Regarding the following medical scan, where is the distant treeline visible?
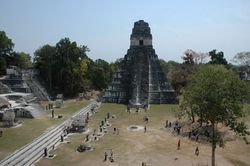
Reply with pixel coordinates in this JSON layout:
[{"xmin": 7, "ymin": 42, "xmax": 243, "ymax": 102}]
[{"xmin": 1, "ymin": 30, "xmax": 249, "ymax": 98}]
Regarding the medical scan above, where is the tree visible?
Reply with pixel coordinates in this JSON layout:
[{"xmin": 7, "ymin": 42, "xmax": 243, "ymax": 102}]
[
  {"xmin": 88, "ymin": 59, "xmax": 112, "ymax": 90},
  {"xmin": 159, "ymin": 60, "xmax": 178, "ymax": 80},
  {"xmin": 171, "ymin": 64, "xmax": 196, "ymax": 95},
  {"xmin": 54, "ymin": 38, "xmax": 90, "ymax": 96},
  {"xmin": 182, "ymin": 65, "xmax": 249, "ymax": 166},
  {"xmin": 0, "ymin": 31, "xmax": 14, "ymax": 75},
  {"xmin": 0, "ymin": 31, "xmax": 14, "ymax": 57},
  {"xmin": 231, "ymin": 52, "xmax": 250, "ymax": 69},
  {"xmin": 14, "ymin": 52, "xmax": 32, "ymax": 68},
  {"xmin": 0, "ymin": 57, "xmax": 7, "ymax": 75},
  {"xmin": 182, "ymin": 49, "xmax": 209, "ymax": 64},
  {"xmin": 208, "ymin": 50, "xmax": 228, "ymax": 65},
  {"xmin": 91, "ymin": 66, "xmax": 106, "ymax": 89},
  {"xmin": 182, "ymin": 49, "xmax": 195, "ymax": 64},
  {"xmin": 34, "ymin": 44, "xmax": 56, "ymax": 90},
  {"xmin": 34, "ymin": 38, "xmax": 91, "ymax": 97}
]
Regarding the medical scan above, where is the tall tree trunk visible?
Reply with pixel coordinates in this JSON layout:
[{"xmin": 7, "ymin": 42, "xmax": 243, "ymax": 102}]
[{"xmin": 211, "ymin": 122, "xmax": 216, "ymax": 166}]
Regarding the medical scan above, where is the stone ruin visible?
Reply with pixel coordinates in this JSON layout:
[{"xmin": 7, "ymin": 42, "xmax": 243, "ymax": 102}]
[
  {"xmin": 0, "ymin": 82, "xmax": 11, "ymax": 94},
  {"xmin": 103, "ymin": 20, "xmax": 177, "ymax": 107},
  {"xmin": 65, "ymin": 117, "xmax": 87, "ymax": 133},
  {"xmin": 55, "ymin": 94, "xmax": 63, "ymax": 108}
]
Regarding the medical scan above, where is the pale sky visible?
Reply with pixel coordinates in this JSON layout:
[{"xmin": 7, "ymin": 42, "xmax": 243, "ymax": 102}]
[{"xmin": 0, "ymin": 0, "xmax": 250, "ymax": 63}]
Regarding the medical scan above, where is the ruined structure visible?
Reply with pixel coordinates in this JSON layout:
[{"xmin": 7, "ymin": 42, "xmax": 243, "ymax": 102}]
[{"xmin": 104, "ymin": 20, "xmax": 177, "ymax": 106}]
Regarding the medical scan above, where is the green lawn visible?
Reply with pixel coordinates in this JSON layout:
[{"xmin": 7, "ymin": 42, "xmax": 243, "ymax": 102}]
[{"xmin": 0, "ymin": 99, "xmax": 89, "ymax": 160}]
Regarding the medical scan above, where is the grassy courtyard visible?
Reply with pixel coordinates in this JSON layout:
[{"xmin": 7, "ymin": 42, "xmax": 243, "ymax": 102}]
[
  {"xmin": 37, "ymin": 103, "xmax": 250, "ymax": 166},
  {"xmin": 0, "ymin": 99, "xmax": 89, "ymax": 160}
]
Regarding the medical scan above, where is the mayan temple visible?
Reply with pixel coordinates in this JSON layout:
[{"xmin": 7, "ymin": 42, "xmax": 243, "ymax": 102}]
[{"xmin": 103, "ymin": 20, "xmax": 177, "ymax": 107}]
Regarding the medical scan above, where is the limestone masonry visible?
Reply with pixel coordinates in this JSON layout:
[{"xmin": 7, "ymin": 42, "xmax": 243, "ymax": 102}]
[{"xmin": 104, "ymin": 20, "xmax": 177, "ymax": 106}]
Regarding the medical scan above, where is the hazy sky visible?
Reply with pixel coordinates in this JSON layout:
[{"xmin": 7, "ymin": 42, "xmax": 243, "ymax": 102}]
[{"xmin": 1, "ymin": 0, "xmax": 249, "ymax": 63}]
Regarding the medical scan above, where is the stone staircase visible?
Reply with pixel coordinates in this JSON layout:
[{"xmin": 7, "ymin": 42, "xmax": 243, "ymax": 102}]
[{"xmin": 25, "ymin": 76, "xmax": 50, "ymax": 101}]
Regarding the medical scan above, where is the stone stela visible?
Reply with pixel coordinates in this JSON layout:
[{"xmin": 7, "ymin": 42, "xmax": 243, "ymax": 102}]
[{"xmin": 103, "ymin": 20, "xmax": 177, "ymax": 107}]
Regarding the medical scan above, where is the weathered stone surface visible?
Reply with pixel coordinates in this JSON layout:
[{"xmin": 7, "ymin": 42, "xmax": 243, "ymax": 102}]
[
  {"xmin": 104, "ymin": 20, "xmax": 177, "ymax": 106},
  {"xmin": 0, "ymin": 82, "xmax": 11, "ymax": 94}
]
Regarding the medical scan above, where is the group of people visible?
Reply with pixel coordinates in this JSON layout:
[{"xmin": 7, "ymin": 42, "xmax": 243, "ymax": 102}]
[
  {"xmin": 104, "ymin": 149, "xmax": 114, "ymax": 162},
  {"xmin": 165, "ymin": 120, "xmax": 182, "ymax": 135},
  {"xmin": 189, "ymin": 131, "xmax": 199, "ymax": 141}
]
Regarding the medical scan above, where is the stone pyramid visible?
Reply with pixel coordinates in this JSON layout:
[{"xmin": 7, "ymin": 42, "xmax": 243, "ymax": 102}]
[{"xmin": 103, "ymin": 20, "xmax": 177, "ymax": 107}]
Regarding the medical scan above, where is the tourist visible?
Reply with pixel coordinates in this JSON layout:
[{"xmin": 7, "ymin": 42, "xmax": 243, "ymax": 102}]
[
  {"xmin": 51, "ymin": 109, "xmax": 54, "ymax": 118},
  {"xmin": 195, "ymin": 147, "xmax": 199, "ymax": 156},
  {"xmin": 86, "ymin": 134, "xmax": 89, "ymax": 142},
  {"xmin": 110, "ymin": 149, "xmax": 113, "ymax": 158},
  {"xmin": 144, "ymin": 125, "xmax": 147, "ymax": 133},
  {"xmin": 177, "ymin": 127, "xmax": 180, "ymax": 135},
  {"xmin": 113, "ymin": 127, "xmax": 116, "ymax": 134},
  {"xmin": 169, "ymin": 122, "xmax": 172, "ymax": 127},
  {"xmin": 177, "ymin": 139, "xmax": 180, "ymax": 150},
  {"xmin": 85, "ymin": 118, "xmax": 89, "ymax": 124},
  {"xmin": 104, "ymin": 151, "xmax": 108, "ymax": 161},
  {"xmin": 165, "ymin": 120, "xmax": 168, "ymax": 128},
  {"xmin": 109, "ymin": 149, "xmax": 114, "ymax": 162},
  {"xmin": 44, "ymin": 147, "xmax": 48, "ymax": 157}
]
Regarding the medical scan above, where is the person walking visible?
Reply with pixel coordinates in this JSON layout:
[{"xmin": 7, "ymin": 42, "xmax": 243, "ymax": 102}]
[
  {"xmin": 110, "ymin": 149, "xmax": 113, "ymax": 158},
  {"xmin": 103, "ymin": 151, "xmax": 108, "ymax": 161},
  {"xmin": 195, "ymin": 146, "xmax": 199, "ymax": 156},
  {"xmin": 177, "ymin": 139, "xmax": 180, "ymax": 150},
  {"xmin": 144, "ymin": 125, "xmax": 147, "ymax": 133},
  {"xmin": 51, "ymin": 109, "xmax": 54, "ymax": 118}
]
